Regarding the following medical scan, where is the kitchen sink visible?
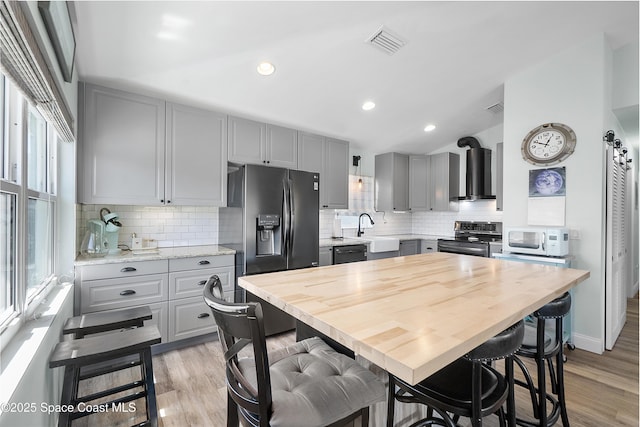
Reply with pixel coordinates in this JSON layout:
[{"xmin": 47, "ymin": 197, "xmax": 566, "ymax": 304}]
[{"xmin": 352, "ymin": 236, "xmax": 400, "ymax": 253}]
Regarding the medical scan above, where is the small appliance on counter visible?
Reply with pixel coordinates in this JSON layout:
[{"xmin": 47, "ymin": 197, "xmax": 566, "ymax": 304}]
[
  {"xmin": 100, "ymin": 208, "xmax": 122, "ymax": 254},
  {"xmin": 80, "ymin": 220, "xmax": 108, "ymax": 257},
  {"xmin": 503, "ymin": 227, "xmax": 569, "ymax": 257}
]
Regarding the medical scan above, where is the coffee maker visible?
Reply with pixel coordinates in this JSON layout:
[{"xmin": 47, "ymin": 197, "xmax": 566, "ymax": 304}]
[{"xmin": 100, "ymin": 208, "xmax": 122, "ymax": 254}]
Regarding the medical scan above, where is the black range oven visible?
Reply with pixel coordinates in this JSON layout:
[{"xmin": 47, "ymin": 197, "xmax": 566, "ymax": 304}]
[{"xmin": 437, "ymin": 221, "xmax": 502, "ymax": 258}]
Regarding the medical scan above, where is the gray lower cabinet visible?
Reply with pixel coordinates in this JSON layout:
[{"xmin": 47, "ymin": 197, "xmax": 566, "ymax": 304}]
[
  {"xmin": 319, "ymin": 247, "xmax": 333, "ymax": 266},
  {"xmin": 421, "ymin": 239, "xmax": 438, "ymax": 253},
  {"xmin": 76, "ymin": 254, "xmax": 235, "ymax": 345},
  {"xmin": 399, "ymin": 240, "xmax": 419, "ymax": 256},
  {"xmin": 298, "ymin": 132, "xmax": 349, "ymax": 209}
]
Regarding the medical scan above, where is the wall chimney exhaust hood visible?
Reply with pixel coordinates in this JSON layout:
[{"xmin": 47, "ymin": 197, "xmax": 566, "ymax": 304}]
[{"xmin": 457, "ymin": 136, "xmax": 496, "ymax": 201}]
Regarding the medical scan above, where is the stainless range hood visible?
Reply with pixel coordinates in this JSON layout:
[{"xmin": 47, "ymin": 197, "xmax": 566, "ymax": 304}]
[{"xmin": 457, "ymin": 136, "xmax": 496, "ymax": 201}]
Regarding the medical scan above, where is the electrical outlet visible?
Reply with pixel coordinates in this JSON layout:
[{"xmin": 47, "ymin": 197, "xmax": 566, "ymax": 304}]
[{"xmin": 569, "ymin": 229, "xmax": 581, "ymax": 240}]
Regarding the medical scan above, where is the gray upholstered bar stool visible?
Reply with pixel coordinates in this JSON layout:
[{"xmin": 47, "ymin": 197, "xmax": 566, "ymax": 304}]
[
  {"xmin": 513, "ymin": 292, "xmax": 572, "ymax": 427},
  {"xmin": 387, "ymin": 320, "xmax": 524, "ymax": 427},
  {"xmin": 203, "ymin": 275, "xmax": 386, "ymax": 427}
]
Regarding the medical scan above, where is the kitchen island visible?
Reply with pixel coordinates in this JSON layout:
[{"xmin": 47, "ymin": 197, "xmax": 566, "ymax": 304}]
[{"xmin": 238, "ymin": 252, "xmax": 589, "ymax": 385}]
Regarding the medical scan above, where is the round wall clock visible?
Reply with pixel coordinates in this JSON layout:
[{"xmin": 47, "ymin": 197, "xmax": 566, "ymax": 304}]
[{"xmin": 521, "ymin": 123, "xmax": 576, "ymax": 166}]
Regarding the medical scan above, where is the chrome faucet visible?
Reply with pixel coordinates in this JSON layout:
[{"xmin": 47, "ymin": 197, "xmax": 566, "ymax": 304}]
[{"xmin": 357, "ymin": 213, "xmax": 375, "ymax": 237}]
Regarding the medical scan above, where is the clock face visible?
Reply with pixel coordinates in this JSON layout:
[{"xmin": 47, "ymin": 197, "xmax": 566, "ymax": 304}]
[
  {"xmin": 528, "ymin": 130, "xmax": 566, "ymax": 160},
  {"xmin": 521, "ymin": 123, "xmax": 576, "ymax": 166}
]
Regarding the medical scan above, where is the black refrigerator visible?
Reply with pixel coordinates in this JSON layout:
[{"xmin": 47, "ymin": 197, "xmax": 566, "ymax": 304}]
[{"xmin": 226, "ymin": 164, "xmax": 319, "ymax": 335}]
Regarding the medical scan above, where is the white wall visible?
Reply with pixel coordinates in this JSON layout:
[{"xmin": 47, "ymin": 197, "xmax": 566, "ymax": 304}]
[{"xmin": 503, "ymin": 34, "xmax": 617, "ymax": 353}]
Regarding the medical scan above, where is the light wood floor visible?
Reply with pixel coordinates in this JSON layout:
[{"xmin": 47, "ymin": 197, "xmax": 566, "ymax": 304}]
[{"xmin": 75, "ymin": 296, "xmax": 638, "ymax": 427}]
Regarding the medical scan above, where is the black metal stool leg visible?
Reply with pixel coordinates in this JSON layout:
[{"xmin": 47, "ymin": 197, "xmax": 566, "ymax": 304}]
[
  {"xmin": 536, "ymin": 319, "xmax": 548, "ymax": 426},
  {"xmin": 141, "ymin": 347, "xmax": 158, "ymax": 427},
  {"xmin": 387, "ymin": 374, "xmax": 396, "ymax": 427}
]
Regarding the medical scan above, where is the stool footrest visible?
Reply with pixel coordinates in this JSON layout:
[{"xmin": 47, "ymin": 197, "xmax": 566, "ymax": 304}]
[
  {"xmin": 75, "ymin": 379, "xmax": 145, "ymax": 404},
  {"xmin": 79, "ymin": 359, "xmax": 141, "ymax": 381},
  {"xmin": 63, "ymin": 306, "xmax": 153, "ymax": 337}
]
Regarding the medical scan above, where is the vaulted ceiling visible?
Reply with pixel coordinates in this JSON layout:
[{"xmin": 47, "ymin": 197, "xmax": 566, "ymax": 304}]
[{"xmin": 72, "ymin": 1, "xmax": 639, "ymax": 153}]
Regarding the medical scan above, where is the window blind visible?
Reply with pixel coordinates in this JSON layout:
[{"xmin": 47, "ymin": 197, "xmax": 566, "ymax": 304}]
[{"xmin": 0, "ymin": 0, "xmax": 74, "ymax": 142}]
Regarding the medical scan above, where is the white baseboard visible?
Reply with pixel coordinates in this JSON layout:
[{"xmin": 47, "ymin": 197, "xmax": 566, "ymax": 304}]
[
  {"xmin": 571, "ymin": 332, "xmax": 604, "ymax": 354},
  {"xmin": 629, "ymin": 280, "xmax": 639, "ymax": 298}
]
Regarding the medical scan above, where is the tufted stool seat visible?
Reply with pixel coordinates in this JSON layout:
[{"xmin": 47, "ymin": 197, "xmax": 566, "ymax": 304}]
[
  {"xmin": 203, "ymin": 275, "xmax": 385, "ymax": 427},
  {"xmin": 387, "ymin": 320, "xmax": 524, "ymax": 427},
  {"xmin": 514, "ymin": 292, "xmax": 572, "ymax": 427}
]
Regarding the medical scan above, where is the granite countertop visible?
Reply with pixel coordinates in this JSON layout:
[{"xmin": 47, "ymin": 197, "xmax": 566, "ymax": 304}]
[{"xmin": 75, "ymin": 244, "xmax": 236, "ymax": 266}]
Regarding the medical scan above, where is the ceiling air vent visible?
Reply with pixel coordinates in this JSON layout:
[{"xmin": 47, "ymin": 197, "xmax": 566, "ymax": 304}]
[
  {"xmin": 485, "ymin": 102, "xmax": 504, "ymax": 114},
  {"xmin": 366, "ymin": 26, "xmax": 407, "ymax": 55}
]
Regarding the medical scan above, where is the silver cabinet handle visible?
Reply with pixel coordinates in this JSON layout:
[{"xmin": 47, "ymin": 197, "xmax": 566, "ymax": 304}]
[
  {"xmin": 120, "ymin": 267, "xmax": 137, "ymax": 272},
  {"xmin": 120, "ymin": 290, "xmax": 136, "ymax": 296},
  {"xmin": 198, "ymin": 260, "xmax": 210, "ymax": 265},
  {"xmin": 197, "ymin": 313, "xmax": 210, "ymax": 319}
]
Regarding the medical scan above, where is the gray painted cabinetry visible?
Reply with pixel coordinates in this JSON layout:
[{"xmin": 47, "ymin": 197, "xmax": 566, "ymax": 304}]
[
  {"xmin": 78, "ymin": 83, "xmax": 227, "ymax": 206},
  {"xmin": 319, "ymin": 247, "xmax": 333, "ymax": 266},
  {"xmin": 429, "ymin": 152, "xmax": 460, "ymax": 212},
  {"xmin": 298, "ymin": 132, "xmax": 349, "ymax": 209},
  {"xmin": 76, "ymin": 255, "xmax": 234, "ymax": 346},
  {"xmin": 399, "ymin": 240, "xmax": 419, "ymax": 256},
  {"xmin": 228, "ymin": 116, "xmax": 298, "ymax": 169},
  {"xmin": 409, "ymin": 154, "xmax": 430, "ymax": 210},
  {"xmin": 375, "ymin": 152, "xmax": 410, "ymax": 212}
]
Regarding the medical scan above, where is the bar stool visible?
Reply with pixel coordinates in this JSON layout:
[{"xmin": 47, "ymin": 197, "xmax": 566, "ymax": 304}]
[
  {"xmin": 49, "ymin": 307, "xmax": 160, "ymax": 427},
  {"xmin": 387, "ymin": 320, "xmax": 524, "ymax": 427},
  {"xmin": 513, "ymin": 292, "xmax": 571, "ymax": 427},
  {"xmin": 203, "ymin": 275, "xmax": 386, "ymax": 427}
]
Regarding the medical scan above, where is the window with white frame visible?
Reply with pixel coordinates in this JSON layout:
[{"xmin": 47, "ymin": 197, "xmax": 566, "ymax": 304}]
[{"xmin": 0, "ymin": 73, "xmax": 58, "ymax": 340}]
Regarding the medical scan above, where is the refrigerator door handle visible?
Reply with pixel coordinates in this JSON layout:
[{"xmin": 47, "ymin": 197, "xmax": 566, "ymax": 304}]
[
  {"xmin": 282, "ymin": 180, "xmax": 291, "ymax": 256},
  {"xmin": 288, "ymin": 178, "xmax": 295, "ymax": 251}
]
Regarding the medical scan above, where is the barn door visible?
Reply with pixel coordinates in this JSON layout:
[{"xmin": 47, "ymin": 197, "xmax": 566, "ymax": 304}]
[{"xmin": 605, "ymin": 145, "xmax": 628, "ymax": 350}]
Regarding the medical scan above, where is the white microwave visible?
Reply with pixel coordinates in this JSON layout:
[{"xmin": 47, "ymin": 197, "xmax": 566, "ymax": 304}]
[{"xmin": 503, "ymin": 227, "xmax": 569, "ymax": 257}]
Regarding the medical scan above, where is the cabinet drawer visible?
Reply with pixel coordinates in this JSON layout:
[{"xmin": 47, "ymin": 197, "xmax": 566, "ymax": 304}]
[
  {"xmin": 169, "ymin": 266, "xmax": 234, "ymax": 300},
  {"xmin": 169, "ymin": 297, "xmax": 222, "ymax": 341},
  {"xmin": 169, "ymin": 255, "xmax": 234, "ymax": 272},
  {"xmin": 81, "ymin": 274, "xmax": 168, "ymax": 313},
  {"xmin": 79, "ymin": 260, "xmax": 168, "ymax": 281}
]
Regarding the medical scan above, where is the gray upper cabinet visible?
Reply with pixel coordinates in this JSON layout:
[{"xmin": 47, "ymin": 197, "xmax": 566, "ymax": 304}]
[
  {"xmin": 429, "ymin": 152, "xmax": 460, "ymax": 212},
  {"xmin": 166, "ymin": 103, "xmax": 227, "ymax": 206},
  {"xmin": 409, "ymin": 154, "xmax": 430, "ymax": 211},
  {"xmin": 228, "ymin": 116, "xmax": 298, "ymax": 168},
  {"xmin": 297, "ymin": 132, "xmax": 348, "ymax": 209},
  {"xmin": 227, "ymin": 116, "xmax": 266, "ymax": 165},
  {"xmin": 78, "ymin": 83, "xmax": 227, "ymax": 206},
  {"xmin": 375, "ymin": 152, "xmax": 409, "ymax": 212},
  {"xmin": 266, "ymin": 124, "xmax": 298, "ymax": 169},
  {"xmin": 79, "ymin": 83, "xmax": 166, "ymax": 205}
]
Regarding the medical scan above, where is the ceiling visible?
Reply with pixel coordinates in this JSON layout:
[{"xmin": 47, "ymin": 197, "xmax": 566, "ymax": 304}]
[{"xmin": 72, "ymin": 1, "xmax": 639, "ymax": 154}]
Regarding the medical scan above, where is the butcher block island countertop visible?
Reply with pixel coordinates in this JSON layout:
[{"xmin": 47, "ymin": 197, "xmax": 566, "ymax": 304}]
[{"xmin": 239, "ymin": 252, "xmax": 590, "ymax": 385}]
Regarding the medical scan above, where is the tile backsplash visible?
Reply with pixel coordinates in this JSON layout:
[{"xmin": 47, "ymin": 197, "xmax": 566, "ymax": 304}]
[
  {"xmin": 77, "ymin": 204, "xmax": 220, "ymax": 251},
  {"xmin": 76, "ymin": 174, "xmax": 502, "ymax": 252}
]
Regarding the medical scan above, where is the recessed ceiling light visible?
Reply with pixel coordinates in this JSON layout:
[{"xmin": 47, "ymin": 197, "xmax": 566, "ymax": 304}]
[
  {"xmin": 362, "ymin": 101, "xmax": 376, "ymax": 111},
  {"xmin": 424, "ymin": 124, "xmax": 436, "ymax": 132},
  {"xmin": 257, "ymin": 62, "xmax": 276, "ymax": 76}
]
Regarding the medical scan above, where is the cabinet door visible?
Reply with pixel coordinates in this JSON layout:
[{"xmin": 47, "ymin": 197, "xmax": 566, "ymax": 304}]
[
  {"xmin": 319, "ymin": 247, "xmax": 333, "ymax": 266},
  {"xmin": 430, "ymin": 152, "xmax": 459, "ymax": 212},
  {"xmin": 392, "ymin": 153, "xmax": 409, "ymax": 211},
  {"xmin": 409, "ymin": 155, "xmax": 430, "ymax": 211},
  {"xmin": 166, "ymin": 103, "xmax": 227, "ymax": 206},
  {"xmin": 81, "ymin": 83, "xmax": 165, "ymax": 205},
  {"xmin": 228, "ymin": 116, "xmax": 266, "ymax": 165},
  {"xmin": 298, "ymin": 132, "xmax": 326, "ymax": 205},
  {"xmin": 169, "ymin": 296, "xmax": 218, "ymax": 342},
  {"xmin": 323, "ymin": 138, "xmax": 349, "ymax": 209},
  {"xmin": 399, "ymin": 240, "xmax": 418, "ymax": 256},
  {"xmin": 266, "ymin": 124, "xmax": 298, "ymax": 168},
  {"xmin": 421, "ymin": 240, "xmax": 437, "ymax": 253}
]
